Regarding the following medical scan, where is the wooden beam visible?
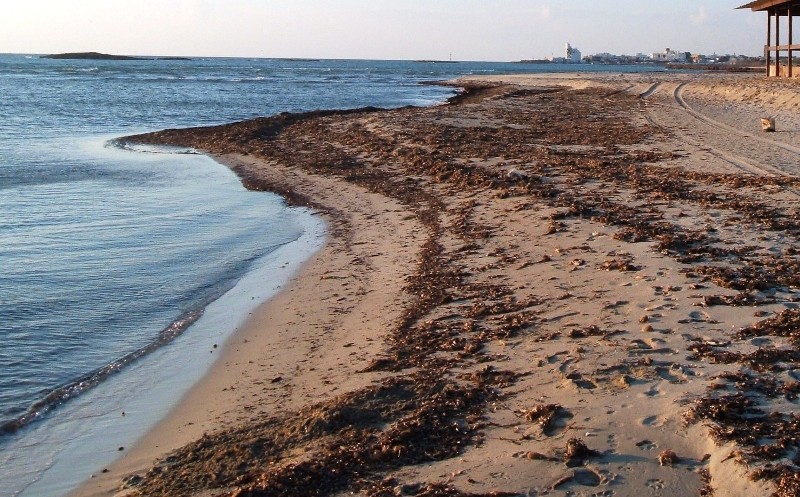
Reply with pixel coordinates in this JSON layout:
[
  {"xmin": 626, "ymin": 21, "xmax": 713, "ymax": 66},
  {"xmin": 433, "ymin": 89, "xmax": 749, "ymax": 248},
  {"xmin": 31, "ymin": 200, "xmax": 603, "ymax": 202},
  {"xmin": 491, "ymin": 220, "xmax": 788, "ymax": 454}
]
[
  {"xmin": 777, "ymin": 9, "xmax": 782, "ymax": 76},
  {"xmin": 766, "ymin": 43, "xmax": 800, "ymax": 49},
  {"xmin": 743, "ymin": 0, "xmax": 800, "ymax": 12},
  {"xmin": 768, "ymin": 10, "xmax": 773, "ymax": 75},
  {"xmin": 790, "ymin": 4, "xmax": 794, "ymax": 77}
]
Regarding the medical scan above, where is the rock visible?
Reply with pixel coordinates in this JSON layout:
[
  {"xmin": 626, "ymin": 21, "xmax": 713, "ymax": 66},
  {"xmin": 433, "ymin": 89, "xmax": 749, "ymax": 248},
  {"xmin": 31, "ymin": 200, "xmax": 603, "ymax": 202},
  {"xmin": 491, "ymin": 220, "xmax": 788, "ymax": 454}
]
[
  {"xmin": 658, "ymin": 449, "xmax": 679, "ymax": 466},
  {"xmin": 41, "ymin": 52, "xmax": 145, "ymax": 60},
  {"xmin": 563, "ymin": 437, "xmax": 600, "ymax": 466}
]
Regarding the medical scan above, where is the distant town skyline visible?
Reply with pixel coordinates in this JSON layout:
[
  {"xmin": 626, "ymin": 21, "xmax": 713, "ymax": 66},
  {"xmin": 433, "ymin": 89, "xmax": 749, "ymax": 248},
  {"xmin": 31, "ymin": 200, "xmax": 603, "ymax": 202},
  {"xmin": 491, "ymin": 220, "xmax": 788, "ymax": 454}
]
[{"xmin": 0, "ymin": 1, "xmax": 768, "ymax": 61}]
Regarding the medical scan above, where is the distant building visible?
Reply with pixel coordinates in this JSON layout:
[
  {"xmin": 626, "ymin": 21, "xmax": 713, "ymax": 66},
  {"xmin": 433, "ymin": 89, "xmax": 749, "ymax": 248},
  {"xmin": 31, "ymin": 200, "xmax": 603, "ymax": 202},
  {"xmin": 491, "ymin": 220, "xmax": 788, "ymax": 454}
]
[
  {"xmin": 691, "ymin": 53, "xmax": 708, "ymax": 64},
  {"xmin": 650, "ymin": 48, "xmax": 687, "ymax": 62},
  {"xmin": 728, "ymin": 54, "xmax": 753, "ymax": 65},
  {"xmin": 580, "ymin": 47, "xmax": 759, "ymax": 67},
  {"xmin": 585, "ymin": 51, "xmax": 651, "ymax": 65},
  {"xmin": 565, "ymin": 43, "xmax": 583, "ymax": 63}
]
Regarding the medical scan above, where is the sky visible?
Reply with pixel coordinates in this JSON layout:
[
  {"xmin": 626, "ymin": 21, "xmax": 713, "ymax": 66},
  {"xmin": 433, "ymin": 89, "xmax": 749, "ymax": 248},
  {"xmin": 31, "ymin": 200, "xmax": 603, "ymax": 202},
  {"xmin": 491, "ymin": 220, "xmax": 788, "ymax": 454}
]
[{"xmin": 0, "ymin": 1, "xmax": 770, "ymax": 60}]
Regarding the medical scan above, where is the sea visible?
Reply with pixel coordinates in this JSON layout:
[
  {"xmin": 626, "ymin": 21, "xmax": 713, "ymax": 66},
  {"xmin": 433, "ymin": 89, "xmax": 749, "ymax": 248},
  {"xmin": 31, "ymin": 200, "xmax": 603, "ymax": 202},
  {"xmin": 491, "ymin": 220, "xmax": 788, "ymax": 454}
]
[{"xmin": 0, "ymin": 54, "xmax": 664, "ymax": 496}]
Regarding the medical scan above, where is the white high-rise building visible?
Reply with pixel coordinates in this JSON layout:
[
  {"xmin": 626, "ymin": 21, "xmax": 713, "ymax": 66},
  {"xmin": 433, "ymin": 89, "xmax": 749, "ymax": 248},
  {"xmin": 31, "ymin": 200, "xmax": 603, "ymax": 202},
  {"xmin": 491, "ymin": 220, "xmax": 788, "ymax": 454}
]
[{"xmin": 565, "ymin": 43, "xmax": 582, "ymax": 63}]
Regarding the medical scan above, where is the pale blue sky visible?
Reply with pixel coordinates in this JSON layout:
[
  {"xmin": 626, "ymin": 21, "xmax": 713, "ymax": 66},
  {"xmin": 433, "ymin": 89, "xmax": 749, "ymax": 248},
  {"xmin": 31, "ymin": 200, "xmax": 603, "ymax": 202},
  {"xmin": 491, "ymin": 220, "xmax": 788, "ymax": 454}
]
[{"xmin": 0, "ymin": 1, "xmax": 768, "ymax": 60}]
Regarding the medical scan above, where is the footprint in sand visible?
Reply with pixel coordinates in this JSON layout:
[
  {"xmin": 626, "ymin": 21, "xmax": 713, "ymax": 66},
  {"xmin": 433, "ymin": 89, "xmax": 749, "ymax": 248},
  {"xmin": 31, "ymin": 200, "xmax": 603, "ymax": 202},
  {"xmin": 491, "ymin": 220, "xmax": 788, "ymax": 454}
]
[
  {"xmin": 640, "ymin": 415, "xmax": 660, "ymax": 426},
  {"xmin": 558, "ymin": 356, "xmax": 576, "ymax": 372},
  {"xmin": 689, "ymin": 310, "xmax": 709, "ymax": 321},
  {"xmin": 640, "ymin": 385, "xmax": 660, "ymax": 398},
  {"xmin": 548, "ymin": 350, "xmax": 570, "ymax": 365},
  {"xmin": 573, "ymin": 468, "xmax": 603, "ymax": 487},
  {"xmin": 646, "ymin": 478, "xmax": 665, "ymax": 490},
  {"xmin": 565, "ymin": 372, "xmax": 597, "ymax": 390},
  {"xmin": 635, "ymin": 439, "xmax": 658, "ymax": 451},
  {"xmin": 655, "ymin": 365, "xmax": 688, "ymax": 384}
]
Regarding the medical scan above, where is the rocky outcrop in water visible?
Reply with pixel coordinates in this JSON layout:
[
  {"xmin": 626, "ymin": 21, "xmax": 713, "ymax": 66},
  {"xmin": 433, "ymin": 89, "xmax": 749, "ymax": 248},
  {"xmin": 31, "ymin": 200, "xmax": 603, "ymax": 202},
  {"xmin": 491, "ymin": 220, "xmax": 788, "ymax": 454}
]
[{"xmin": 41, "ymin": 52, "xmax": 191, "ymax": 61}]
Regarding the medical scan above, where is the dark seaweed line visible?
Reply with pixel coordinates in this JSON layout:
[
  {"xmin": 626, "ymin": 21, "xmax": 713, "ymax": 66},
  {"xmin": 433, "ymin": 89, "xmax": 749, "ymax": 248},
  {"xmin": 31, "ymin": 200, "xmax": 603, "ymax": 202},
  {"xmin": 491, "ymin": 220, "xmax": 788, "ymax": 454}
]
[{"xmin": 0, "ymin": 307, "xmax": 205, "ymax": 438}]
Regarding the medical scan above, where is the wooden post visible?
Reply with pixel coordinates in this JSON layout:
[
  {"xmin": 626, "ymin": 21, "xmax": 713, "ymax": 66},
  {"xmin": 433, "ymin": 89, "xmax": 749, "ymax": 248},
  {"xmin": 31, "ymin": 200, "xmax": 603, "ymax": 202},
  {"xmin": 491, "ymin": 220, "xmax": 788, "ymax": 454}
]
[
  {"xmin": 777, "ymin": 9, "xmax": 782, "ymax": 76},
  {"xmin": 790, "ymin": 4, "xmax": 794, "ymax": 78},
  {"xmin": 768, "ymin": 10, "xmax": 773, "ymax": 76}
]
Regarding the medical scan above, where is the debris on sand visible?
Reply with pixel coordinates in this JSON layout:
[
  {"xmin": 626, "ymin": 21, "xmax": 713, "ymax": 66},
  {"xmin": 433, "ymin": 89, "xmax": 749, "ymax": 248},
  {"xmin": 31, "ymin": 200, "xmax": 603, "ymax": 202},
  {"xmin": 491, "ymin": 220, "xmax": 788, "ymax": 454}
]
[{"xmin": 116, "ymin": 80, "xmax": 800, "ymax": 496}]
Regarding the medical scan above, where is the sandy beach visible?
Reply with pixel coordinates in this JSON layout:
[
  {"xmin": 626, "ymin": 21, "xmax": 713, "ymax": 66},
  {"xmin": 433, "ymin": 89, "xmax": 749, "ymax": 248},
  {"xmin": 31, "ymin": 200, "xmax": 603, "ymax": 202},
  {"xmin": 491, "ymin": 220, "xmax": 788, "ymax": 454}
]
[{"xmin": 74, "ymin": 72, "xmax": 800, "ymax": 497}]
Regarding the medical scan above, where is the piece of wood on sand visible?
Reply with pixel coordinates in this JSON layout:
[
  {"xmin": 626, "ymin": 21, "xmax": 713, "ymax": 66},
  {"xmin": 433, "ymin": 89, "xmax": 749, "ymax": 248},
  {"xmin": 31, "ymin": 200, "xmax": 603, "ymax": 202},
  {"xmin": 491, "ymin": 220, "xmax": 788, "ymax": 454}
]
[{"xmin": 761, "ymin": 117, "xmax": 776, "ymax": 132}]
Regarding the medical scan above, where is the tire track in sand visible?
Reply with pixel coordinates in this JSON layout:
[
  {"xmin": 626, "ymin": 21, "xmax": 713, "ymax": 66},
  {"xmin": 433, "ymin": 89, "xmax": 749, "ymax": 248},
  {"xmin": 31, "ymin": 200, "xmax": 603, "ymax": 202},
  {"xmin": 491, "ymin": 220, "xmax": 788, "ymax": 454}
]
[
  {"xmin": 640, "ymin": 81, "xmax": 798, "ymax": 179},
  {"xmin": 674, "ymin": 82, "xmax": 800, "ymax": 158}
]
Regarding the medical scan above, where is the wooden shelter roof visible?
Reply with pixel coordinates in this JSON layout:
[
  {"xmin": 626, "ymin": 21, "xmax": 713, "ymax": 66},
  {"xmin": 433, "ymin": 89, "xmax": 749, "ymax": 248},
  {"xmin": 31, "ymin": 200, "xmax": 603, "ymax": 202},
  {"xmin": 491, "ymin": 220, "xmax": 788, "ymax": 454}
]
[{"xmin": 738, "ymin": 0, "xmax": 800, "ymax": 11}]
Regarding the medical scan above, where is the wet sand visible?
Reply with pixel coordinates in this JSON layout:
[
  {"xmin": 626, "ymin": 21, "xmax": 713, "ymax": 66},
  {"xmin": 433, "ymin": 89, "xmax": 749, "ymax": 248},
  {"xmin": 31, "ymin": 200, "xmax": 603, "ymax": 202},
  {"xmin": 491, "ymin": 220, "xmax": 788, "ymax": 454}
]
[{"xmin": 75, "ymin": 73, "xmax": 800, "ymax": 497}]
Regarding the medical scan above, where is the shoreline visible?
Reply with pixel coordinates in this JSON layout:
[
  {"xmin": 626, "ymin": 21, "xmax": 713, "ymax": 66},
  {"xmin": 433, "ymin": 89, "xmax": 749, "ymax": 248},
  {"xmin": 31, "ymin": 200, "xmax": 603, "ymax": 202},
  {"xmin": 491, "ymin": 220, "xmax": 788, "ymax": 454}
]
[
  {"xmin": 73, "ymin": 151, "xmax": 428, "ymax": 496},
  {"xmin": 78, "ymin": 73, "xmax": 800, "ymax": 497},
  {"xmin": 0, "ymin": 143, "xmax": 327, "ymax": 497},
  {"xmin": 10, "ymin": 177, "xmax": 326, "ymax": 497}
]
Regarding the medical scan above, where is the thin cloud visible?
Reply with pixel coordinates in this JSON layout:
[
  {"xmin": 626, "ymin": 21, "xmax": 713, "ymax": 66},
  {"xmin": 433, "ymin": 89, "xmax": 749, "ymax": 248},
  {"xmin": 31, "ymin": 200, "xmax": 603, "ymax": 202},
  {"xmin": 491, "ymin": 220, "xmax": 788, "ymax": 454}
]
[
  {"xmin": 690, "ymin": 7, "xmax": 709, "ymax": 26},
  {"xmin": 534, "ymin": 5, "xmax": 552, "ymax": 20}
]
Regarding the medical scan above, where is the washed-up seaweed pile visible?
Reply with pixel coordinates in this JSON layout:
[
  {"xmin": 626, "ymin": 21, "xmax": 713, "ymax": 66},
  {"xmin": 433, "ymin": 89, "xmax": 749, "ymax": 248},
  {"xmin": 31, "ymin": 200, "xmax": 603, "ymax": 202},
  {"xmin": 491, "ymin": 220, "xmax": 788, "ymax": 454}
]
[
  {"xmin": 518, "ymin": 403, "xmax": 566, "ymax": 436},
  {"xmin": 340, "ymin": 92, "xmax": 800, "ymax": 299},
  {"xmin": 688, "ymin": 345, "xmax": 800, "ymax": 372},
  {"xmin": 358, "ymin": 479, "xmax": 518, "ymax": 497},
  {"xmin": 119, "ymin": 83, "xmax": 800, "ymax": 495},
  {"xmin": 684, "ymin": 308, "xmax": 800, "ymax": 496},
  {"xmin": 739, "ymin": 308, "xmax": 800, "ymax": 345},
  {"xmin": 684, "ymin": 283, "xmax": 800, "ymax": 497},
  {"xmin": 373, "ymin": 98, "xmax": 789, "ymax": 300},
  {"xmin": 120, "ymin": 87, "xmax": 542, "ymax": 497},
  {"xmin": 130, "ymin": 374, "xmax": 511, "ymax": 497},
  {"xmin": 124, "ymin": 85, "xmax": 800, "ymax": 302},
  {"xmin": 684, "ymin": 389, "xmax": 800, "ymax": 497}
]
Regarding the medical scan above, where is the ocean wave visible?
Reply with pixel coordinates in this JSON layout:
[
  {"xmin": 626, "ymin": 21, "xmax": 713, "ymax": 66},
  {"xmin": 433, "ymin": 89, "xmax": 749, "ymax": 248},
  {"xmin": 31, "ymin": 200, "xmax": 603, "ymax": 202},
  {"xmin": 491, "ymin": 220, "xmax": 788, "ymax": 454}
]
[
  {"xmin": 61, "ymin": 67, "xmax": 100, "ymax": 73},
  {"xmin": 108, "ymin": 139, "xmax": 198, "ymax": 155},
  {"xmin": 0, "ymin": 308, "xmax": 204, "ymax": 437}
]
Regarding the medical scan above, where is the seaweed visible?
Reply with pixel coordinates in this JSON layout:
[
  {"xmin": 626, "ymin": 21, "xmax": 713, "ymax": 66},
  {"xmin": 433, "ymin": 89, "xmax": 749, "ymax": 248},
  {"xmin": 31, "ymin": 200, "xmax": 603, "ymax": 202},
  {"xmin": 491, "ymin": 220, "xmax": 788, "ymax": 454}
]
[
  {"xmin": 518, "ymin": 404, "xmax": 568, "ymax": 435},
  {"xmin": 119, "ymin": 81, "xmax": 800, "ymax": 496}
]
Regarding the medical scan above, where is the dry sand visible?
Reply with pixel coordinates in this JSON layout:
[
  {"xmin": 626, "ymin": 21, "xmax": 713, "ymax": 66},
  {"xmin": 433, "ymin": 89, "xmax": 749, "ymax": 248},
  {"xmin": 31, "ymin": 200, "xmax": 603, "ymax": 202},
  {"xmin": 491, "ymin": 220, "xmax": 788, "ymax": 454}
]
[{"xmin": 74, "ymin": 72, "xmax": 800, "ymax": 497}]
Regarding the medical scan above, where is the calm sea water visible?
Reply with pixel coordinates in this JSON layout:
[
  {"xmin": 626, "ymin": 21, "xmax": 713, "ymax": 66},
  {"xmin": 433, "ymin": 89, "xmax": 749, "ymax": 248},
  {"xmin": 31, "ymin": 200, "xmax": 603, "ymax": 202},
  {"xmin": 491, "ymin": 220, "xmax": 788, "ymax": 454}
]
[{"xmin": 0, "ymin": 55, "xmax": 662, "ymax": 496}]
